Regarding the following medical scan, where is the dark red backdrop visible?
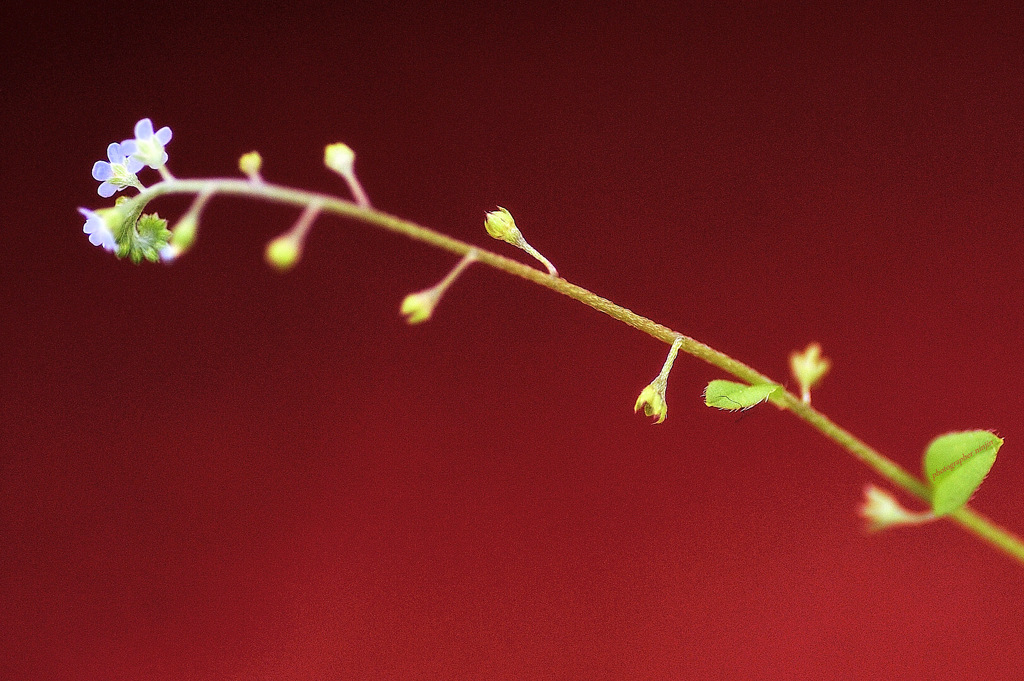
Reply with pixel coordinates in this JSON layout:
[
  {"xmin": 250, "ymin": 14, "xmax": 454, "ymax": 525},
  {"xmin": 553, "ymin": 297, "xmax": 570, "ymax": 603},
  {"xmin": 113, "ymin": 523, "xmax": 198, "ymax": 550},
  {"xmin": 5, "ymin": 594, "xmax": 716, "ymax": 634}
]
[{"xmin": 3, "ymin": 2, "xmax": 1023, "ymax": 679}]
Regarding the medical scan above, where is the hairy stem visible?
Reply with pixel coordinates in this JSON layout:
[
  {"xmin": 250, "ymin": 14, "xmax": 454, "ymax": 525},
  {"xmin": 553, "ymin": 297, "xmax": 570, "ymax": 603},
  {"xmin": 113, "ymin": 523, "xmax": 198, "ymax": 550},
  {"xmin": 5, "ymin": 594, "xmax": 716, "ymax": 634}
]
[{"xmin": 135, "ymin": 177, "xmax": 1024, "ymax": 567}]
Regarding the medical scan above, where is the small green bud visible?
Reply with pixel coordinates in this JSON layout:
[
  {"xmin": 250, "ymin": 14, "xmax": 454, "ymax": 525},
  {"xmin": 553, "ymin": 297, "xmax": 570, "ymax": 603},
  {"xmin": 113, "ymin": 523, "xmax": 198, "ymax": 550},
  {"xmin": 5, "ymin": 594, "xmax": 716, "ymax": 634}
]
[
  {"xmin": 159, "ymin": 213, "xmax": 200, "ymax": 262},
  {"xmin": 790, "ymin": 342, "xmax": 831, "ymax": 403},
  {"xmin": 484, "ymin": 206, "xmax": 522, "ymax": 244},
  {"xmin": 265, "ymin": 201, "xmax": 322, "ymax": 271},
  {"xmin": 324, "ymin": 143, "xmax": 356, "ymax": 176},
  {"xmin": 239, "ymin": 151, "xmax": 263, "ymax": 178},
  {"xmin": 483, "ymin": 207, "xmax": 558, "ymax": 277},
  {"xmin": 633, "ymin": 337, "xmax": 682, "ymax": 425},
  {"xmin": 398, "ymin": 251, "xmax": 478, "ymax": 325},
  {"xmin": 170, "ymin": 214, "xmax": 198, "ymax": 251},
  {"xmin": 400, "ymin": 290, "xmax": 439, "ymax": 324},
  {"xmin": 634, "ymin": 381, "xmax": 668, "ymax": 424},
  {"xmin": 324, "ymin": 143, "xmax": 371, "ymax": 208},
  {"xmin": 265, "ymin": 235, "xmax": 301, "ymax": 271}
]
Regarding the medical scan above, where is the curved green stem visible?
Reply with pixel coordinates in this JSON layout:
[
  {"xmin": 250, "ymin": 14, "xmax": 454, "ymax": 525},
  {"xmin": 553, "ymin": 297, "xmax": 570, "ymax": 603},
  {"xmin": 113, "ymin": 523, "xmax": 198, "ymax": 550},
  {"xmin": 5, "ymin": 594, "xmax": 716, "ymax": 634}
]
[{"xmin": 135, "ymin": 177, "xmax": 1024, "ymax": 567}]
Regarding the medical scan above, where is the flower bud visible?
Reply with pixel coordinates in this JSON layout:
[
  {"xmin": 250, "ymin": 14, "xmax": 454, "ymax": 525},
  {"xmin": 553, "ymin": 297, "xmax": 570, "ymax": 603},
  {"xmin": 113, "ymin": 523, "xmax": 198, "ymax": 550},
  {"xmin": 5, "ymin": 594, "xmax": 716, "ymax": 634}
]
[
  {"xmin": 858, "ymin": 484, "xmax": 935, "ymax": 533},
  {"xmin": 398, "ymin": 251, "xmax": 477, "ymax": 325},
  {"xmin": 790, "ymin": 342, "xmax": 831, "ymax": 403},
  {"xmin": 160, "ymin": 214, "xmax": 198, "ymax": 263},
  {"xmin": 239, "ymin": 151, "xmax": 263, "ymax": 179},
  {"xmin": 170, "ymin": 214, "xmax": 198, "ymax": 252},
  {"xmin": 633, "ymin": 337, "xmax": 682, "ymax": 424},
  {"xmin": 324, "ymin": 143, "xmax": 356, "ymax": 176},
  {"xmin": 483, "ymin": 207, "xmax": 558, "ymax": 277},
  {"xmin": 265, "ymin": 235, "xmax": 301, "ymax": 271},
  {"xmin": 484, "ymin": 206, "xmax": 522, "ymax": 244},
  {"xmin": 324, "ymin": 143, "xmax": 371, "ymax": 207},
  {"xmin": 400, "ymin": 290, "xmax": 439, "ymax": 324},
  {"xmin": 634, "ymin": 381, "xmax": 668, "ymax": 424}
]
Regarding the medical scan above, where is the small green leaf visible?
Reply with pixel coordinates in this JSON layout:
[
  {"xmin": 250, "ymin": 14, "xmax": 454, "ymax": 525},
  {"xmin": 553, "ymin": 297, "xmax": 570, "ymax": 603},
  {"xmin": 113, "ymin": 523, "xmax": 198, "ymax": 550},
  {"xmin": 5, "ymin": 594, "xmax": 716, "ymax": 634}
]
[
  {"xmin": 133, "ymin": 213, "xmax": 171, "ymax": 263},
  {"xmin": 924, "ymin": 430, "xmax": 1002, "ymax": 516},
  {"xmin": 115, "ymin": 212, "xmax": 171, "ymax": 264},
  {"xmin": 704, "ymin": 380, "xmax": 780, "ymax": 411}
]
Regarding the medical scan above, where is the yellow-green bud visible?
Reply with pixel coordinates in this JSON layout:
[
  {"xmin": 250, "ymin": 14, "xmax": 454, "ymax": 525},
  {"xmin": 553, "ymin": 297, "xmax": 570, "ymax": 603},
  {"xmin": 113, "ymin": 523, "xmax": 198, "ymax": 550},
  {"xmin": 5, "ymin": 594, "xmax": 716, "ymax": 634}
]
[
  {"xmin": 265, "ymin": 235, "xmax": 301, "ymax": 271},
  {"xmin": 170, "ymin": 214, "xmax": 198, "ymax": 252},
  {"xmin": 484, "ymin": 206, "xmax": 522, "ymax": 244},
  {"xmin": 790, "ymin": 342, "xmax": 831, "ymax": 403},
  {"xmin": 634, "ymin": 381, "xmax": 668, "ymax": 424},
  {"xmin": 400, "ymin": 291, "xmax": 438, "ymax": 324},
  {"xmin": 324, "ymin": 143, "xmax": 356, "ymax": 176},
  {"xmin": 239, "ymin": 151, "xmax": 263, "ymax": 177}
]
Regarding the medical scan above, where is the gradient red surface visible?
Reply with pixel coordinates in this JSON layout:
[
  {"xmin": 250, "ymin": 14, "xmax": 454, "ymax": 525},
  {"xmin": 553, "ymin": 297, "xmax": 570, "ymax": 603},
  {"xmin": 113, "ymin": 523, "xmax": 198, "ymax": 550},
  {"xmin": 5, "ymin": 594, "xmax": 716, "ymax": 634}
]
[{"xmin": 3, "ymin": 2, "xmax": 1023, "ymax": 679}]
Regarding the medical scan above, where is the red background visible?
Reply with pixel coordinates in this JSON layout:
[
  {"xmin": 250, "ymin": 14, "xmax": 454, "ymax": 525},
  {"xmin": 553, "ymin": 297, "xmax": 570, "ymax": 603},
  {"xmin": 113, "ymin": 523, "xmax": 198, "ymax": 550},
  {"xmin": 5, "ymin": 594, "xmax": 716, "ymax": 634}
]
[{"xmin": 3, "ymin": 2, "xmax": 1023, "ymax": 679}]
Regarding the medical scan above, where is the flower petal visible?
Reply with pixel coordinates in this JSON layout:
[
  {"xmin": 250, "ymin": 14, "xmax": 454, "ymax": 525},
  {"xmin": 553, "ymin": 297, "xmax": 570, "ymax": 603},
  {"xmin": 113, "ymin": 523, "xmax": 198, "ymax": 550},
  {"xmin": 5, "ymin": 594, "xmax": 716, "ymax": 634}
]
[
  {"xmin": 79, "ymin": 207, "xmax": 117, "ymax": 251},
  {"xmin": 92, "ymin": 161, "xmax": 113, "ymax": 181},
  {"xmin": 134, "ymin": 118, "xmax": 155, "ymax": 139},
  {"xmin": 106, "ymin": 142, "xmax": 123, "ymax": 163}
]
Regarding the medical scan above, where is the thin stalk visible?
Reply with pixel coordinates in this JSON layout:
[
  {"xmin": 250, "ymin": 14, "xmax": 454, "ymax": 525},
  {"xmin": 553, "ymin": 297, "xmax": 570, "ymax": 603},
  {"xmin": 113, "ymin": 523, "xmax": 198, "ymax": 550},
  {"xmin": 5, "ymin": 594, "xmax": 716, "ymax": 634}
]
[{"xmin": 133, "ymin": 178, "xmax": 1024, "ymax": 567}]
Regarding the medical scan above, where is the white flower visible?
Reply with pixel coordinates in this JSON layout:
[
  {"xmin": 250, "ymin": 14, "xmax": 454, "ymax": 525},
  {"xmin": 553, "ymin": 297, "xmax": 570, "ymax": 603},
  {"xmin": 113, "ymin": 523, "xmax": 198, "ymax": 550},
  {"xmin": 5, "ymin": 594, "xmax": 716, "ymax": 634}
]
[
  {"xmin": 124, "ymin": 118, "xmax": 172, "ymax": 169},
  {"xmin": 91, "ymin": 142, "xmax": 143, "ymax": 198},
  {"xmin": 78, "ymin": 207, "xmax": 118, "ymax": 252}
]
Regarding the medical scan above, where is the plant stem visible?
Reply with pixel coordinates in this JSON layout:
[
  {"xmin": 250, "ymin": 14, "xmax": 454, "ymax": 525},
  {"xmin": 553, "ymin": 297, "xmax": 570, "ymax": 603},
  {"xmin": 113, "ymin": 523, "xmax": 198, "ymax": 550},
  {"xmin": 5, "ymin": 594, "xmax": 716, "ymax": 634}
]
[{"xmin": 136, "ymin": 178, "xmax": 1024, "ymax": 567}]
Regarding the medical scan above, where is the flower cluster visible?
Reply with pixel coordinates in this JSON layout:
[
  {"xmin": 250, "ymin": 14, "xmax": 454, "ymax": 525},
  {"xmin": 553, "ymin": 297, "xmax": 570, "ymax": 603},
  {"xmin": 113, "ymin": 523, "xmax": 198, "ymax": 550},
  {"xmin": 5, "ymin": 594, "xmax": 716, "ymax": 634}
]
[
  {"xmin": 80, "ymin": 118, "xmax": 174, "ymax": 262},
  {"xmin": 89, "ymin": 118, "xmax": 172, "ymax": 198}
]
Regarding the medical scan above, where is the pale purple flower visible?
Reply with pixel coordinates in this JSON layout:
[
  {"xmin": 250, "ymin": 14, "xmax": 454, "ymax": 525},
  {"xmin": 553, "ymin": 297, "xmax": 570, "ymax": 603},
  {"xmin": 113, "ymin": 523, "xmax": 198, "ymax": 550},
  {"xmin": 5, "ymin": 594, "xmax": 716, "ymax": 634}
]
[
  {"xmin": 159, "ymin": 244, "xmax": 179, "ymax": 263},
  {"xmin": 91, "ymin": 142, "xmax": 143, "ymax": 198},
  {"xmin": 78, "ymin": 207, "xmax": 118, "ymax": 252},
  {"xmin": 124, "ymin": 118, "xmax": 172, "ymax": 169}
]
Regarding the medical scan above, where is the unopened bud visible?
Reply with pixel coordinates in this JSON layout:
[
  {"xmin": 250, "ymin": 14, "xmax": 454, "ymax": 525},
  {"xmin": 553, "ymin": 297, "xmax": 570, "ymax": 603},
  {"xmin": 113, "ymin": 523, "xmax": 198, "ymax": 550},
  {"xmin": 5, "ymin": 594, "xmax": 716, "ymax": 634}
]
[
  {"xmin": 324, "ymin": 143, "xmax": 356, "ymax": 176},
  {"xmin": 265, "ymin": 235, "xmax": 301, "ymax": 271},
  {"xmin": 400, "ymin": 290, "xmax": 439, "ymax": 324},
  {"xmin": 170, "ymin": 214, "xmax": 198, "ymax": 252},
  {"xmin": 239, "ymin": 151, "xmax": 263, "ymax": 179},
  {"xmin": 484, "ymin": 207, "xmax": 522, "ymax": 244},
  {"xmin": 790, "ymin": 342, "xmax": 831, "ymax": 404},
  {"xmin": 483, "ymin": 207, "xmax": 557, "ymax": 277},
  {"xmin": 859, "ymin": 484, "xmax": 935, "ymax": 533}
]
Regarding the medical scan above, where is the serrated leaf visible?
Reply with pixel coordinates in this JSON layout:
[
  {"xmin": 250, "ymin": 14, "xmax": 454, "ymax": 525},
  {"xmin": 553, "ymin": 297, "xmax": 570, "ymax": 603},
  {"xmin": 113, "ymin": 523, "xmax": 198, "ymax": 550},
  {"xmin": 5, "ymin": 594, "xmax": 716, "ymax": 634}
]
[
  {"xmin": 123, "ymin": 212, "xmax": 171, "ymax": 264},
  {"xmin": 924, "ymin": 430, "xmax": 1002, "ymax": 516},
  {"xmin": 703, "ymin": 380, "xmax": 780, "ymax": 411}
]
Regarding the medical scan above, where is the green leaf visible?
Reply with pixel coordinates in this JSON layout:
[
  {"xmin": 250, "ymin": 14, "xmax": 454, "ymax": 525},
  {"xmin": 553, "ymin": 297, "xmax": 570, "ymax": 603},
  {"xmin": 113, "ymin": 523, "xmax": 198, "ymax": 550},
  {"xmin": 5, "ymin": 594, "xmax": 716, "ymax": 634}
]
[
  {"xmin": 703, "ymin": 380, "xmax": 780, "ymax": 411},
  {"xmin": 121, "ymin": 212, "xmax": 171, "ymax": 264},
  {"xmin": 924, "ymin": 430, "xmax": 1002, "ymax": 516}
]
